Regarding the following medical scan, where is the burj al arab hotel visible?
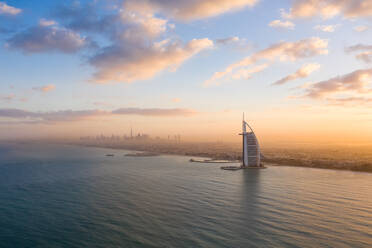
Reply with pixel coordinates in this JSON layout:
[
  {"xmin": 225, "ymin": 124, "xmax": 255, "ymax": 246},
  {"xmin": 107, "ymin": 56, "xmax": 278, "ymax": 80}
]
[{"xmin": 240, "ymin": 114, "xmax": 262, "ymax": 168}]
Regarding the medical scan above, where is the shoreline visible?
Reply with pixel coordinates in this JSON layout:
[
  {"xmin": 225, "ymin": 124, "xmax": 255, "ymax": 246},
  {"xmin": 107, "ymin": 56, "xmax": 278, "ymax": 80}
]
[{"xmin": 65, "ymin": 141, "xmax": 372, "ymax": 173}]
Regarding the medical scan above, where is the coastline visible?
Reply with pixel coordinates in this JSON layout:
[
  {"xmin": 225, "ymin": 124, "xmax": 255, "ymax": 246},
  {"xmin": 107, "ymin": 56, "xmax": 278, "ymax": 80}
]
[{"xmin": 63, "ymin": 141, "xmax": 372, "ymax": 173}]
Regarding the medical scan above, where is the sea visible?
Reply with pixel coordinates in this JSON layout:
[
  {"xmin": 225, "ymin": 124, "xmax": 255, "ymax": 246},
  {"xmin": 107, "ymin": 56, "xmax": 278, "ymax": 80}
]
[{"xmin": 0, "ymin": 142, "xmax": 371, "ymax": 248}]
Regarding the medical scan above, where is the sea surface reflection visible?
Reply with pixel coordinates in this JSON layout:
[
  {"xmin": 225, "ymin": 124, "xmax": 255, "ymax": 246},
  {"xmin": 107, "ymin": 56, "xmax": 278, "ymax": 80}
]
[{"xmin": 0, "ymin": 143, "xmax": 371, "ymax": 247}]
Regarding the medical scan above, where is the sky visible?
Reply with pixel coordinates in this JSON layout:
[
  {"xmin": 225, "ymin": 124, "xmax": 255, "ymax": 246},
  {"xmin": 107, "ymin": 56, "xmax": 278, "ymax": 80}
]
[{"xmin": 0, "ymin": 0, "xmax": 371, "ymax": 144}]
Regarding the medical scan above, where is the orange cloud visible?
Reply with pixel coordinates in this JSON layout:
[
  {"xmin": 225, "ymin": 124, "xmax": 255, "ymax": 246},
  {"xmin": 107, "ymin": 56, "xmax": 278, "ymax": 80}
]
[
  {"xmin": 303, "ymin": 68, "xmax": 372, "ymax": 99},
  {"xmin": 287, "ymin": 0, "xmax": 372, "ymax": 19},
  {"xmin": 326, "ymin": 96, "xmax": 372, "ymax": 106},
  {"xmin": 354, "ymin": 25, "xmax": 369, "ymax": 32},
  {"xmin": 230, "ymin": 64, "xmax": 268, "ymax": 81},
  {"xmin": 125, "ymin": 0, "xmax": 259, "ymax": 21},
  {"xmin": 171, "ymin": 98, "xmax": 181, "ymax": 103},
  {"xmin": 205, "ymin": 37, "xmax": 328, "ymax": 86},
  {"xmin": 269, "ymin": 20, "xmax": 295, "ymax": 29},
  {"xmin": 120, "ymin": 7, "xmax": 169, "ymax": 40},
  {"xmin": 90, "ymin": 38, "xmax": 213, "ymax": 83},
  {"xmin": 112, "ymin": 108, "xmax": 196, "ymax": 116},
  {"xmin": 356, "ymin": 52, "xmax": 372, "ymax": 63},
  {"xmin": 39, "ymin": 19, "xmax": 57, "ymax": 27},
  {"xmin": 314, "ymin": 24, "xmax": 339, "ymax": 32},
  {"xmin": 0, "ymin": 2, "xmax": 21, "ymax": 15},
  {"xmin": 0, "ymin": 107, "xmax": 198, "ymax": 123},
  {"xmin": 22, "ymin": 1, "xmax": 249, "ymax": 84},
  {"xmin": 273, "ymin": 63, "xmax": 320, "ymax": 85},
  {"xmin": 346, "ymin": 44, "xmax": 372, "ymax": 63},
  {"xmin": 32, "ymin": 84, "xmax": 56, "ymax": 93},
  {"xmin": 69, "ymin": 3, "xmax": 214, "ymax": 84}
]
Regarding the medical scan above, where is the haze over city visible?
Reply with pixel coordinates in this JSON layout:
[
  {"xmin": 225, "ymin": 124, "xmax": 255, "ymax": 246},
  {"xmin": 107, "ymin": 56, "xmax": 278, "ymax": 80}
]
[{"xmin": 0, "ymin": 0, "xmax": 371, "ymax": 145}]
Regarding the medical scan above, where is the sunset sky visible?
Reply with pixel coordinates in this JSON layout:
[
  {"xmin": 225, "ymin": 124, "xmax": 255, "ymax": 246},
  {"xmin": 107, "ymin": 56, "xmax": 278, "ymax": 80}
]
[{"xmin": 0, "ymin": 0, "xmax": 371, "ymax": 144}]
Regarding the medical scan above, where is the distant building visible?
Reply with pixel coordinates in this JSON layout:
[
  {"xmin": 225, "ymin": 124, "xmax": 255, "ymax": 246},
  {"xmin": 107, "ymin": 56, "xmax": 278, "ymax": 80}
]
[{"xmin": 240, "ymin": 114, "xmax": 261, "ymax": 167}]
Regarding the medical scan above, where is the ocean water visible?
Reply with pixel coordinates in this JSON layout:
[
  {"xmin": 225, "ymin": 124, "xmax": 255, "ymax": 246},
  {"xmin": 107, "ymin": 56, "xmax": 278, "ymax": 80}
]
[{"xmin": 0, "ymin": 143, "xmax": 371, "ymax": 248}]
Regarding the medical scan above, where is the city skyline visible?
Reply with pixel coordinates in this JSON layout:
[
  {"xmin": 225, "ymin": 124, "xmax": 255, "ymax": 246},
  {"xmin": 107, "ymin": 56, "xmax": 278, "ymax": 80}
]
[{"xmin": 0, "ymin": 0, "xmax": 371, "ymax": 144}]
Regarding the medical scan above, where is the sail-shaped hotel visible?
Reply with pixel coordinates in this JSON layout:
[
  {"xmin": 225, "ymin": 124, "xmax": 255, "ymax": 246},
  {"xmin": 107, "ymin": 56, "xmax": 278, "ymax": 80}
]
[
  {"xmin": 221, "ymin": 114, "xmax": 263, "ymax": 170},
  {"xmin": 240, "ymin": 114, "xmax": 262, "ymax": 168}
]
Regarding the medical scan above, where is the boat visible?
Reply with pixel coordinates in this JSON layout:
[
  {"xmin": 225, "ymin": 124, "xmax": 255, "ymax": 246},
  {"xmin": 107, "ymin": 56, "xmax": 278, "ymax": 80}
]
[{"xmin": 105, "ymin": 154, "xmax": 115, "ymax": 157}]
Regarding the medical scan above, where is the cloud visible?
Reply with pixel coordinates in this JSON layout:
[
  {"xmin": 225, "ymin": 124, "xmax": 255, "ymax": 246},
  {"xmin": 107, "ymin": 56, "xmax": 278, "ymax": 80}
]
[
  {"xmin": 273, "ymin": 63, "xmax": 320, "ymax": 85},
  {"xmin": 269, "ymin": 20, "xmax": 295, "ymax": 29},
  {"xmin": 314, "ymin": 24, "xmax": 339, "ymax": 32},
  {"xmin": 203, "ymin": 64, "xmax": 267, "ymax": 86},
  {"xmin": 54, "ymin": 2, "xmax": 170, "ymax": 43},
  {"xmin": 112, "ymin": 108, "xmax": 196, "ymax": 116},
  {"xmin": 286, "ymin": 0, "xmax": 372, "ymax": 19},
  {"xmin": 6, "ymin": 23, "xmax": 90, "ymax": 54},
  {"xmin": 0, "ymin": 109, "xmax": 38, "ymax": 118},
  {"xmin": 39, "ymin": 19, "xmax": 57, "ymax": 27},
  {"xmin": 93, "ymin": 101, "xmax": 113, "ymax": 107},
  {"xmin": 303, "ymin": 68, "xmax": 372, "ymax": 99},
  {"xmin": 0, "ymin": 109, "xmax": 107, "ymax": 122},
  {"xmin": 0, "ymin": 94, "xmax": 29, "ymax": 102},
  {"xmin": 0, "ymin": 107, "xmax": 197, "ymax": 123},
  {"xmin": 119, "ymin": 7, "xmax": 169, "ymax": 41},
  {"xmin": 124, "ymin": 0, "xmax": 259, "ymax": 21},
  {"xmin": 171, "ymin": 98, "xmax": 181, "ymax": 103},
  {"xmin": 53, "ymin": 2, "xmax": 213, "ymax": 83},
  {"xmin": 204, "ymin": 37, "xmax": 328, "ymax": 86},
  {"xmin": 0, "ymin": 2, "xmax": 21, "ymax": 15},
  {"xmin": 355, "ymin": 52, "xmax": 372, "ymax": 63},
  {"xmin": 230, "ymin": 63, "xmax": 268, "ymax": 80},
  {"xmin": 203, "ymin": 63, "xmax": 268, "ymax": 87},
  {"xmin": 326, "ymin": 96, "xmax": 372, "ymax": 106},
  {"xmin": 0, "ymin": 94, "xmax": 15, "ymax": 101},
  {"xmin": 32, "ymin": 84, "xmax": 56, "ymax": 93},
  {"xmin": 216, "ymin": 36, "xmax": 241, "ymax": 45},
  {"xmin": 53, "ymin": 3, "xmax": 119, "ymax": 34},
  {"xmin": 90, "ymin": 38, "xmax": 213, "ymax": 83},
  {"xmin": 354, "ymin": 25, "xmax": 369, "ymax": 32},
  {"xmin": 346, "ymin": 44, "xmax": 372, "ymax": 63},
  {"xmin": 346, "ymin": 44, "xmax": 372, "ymax": 52}
]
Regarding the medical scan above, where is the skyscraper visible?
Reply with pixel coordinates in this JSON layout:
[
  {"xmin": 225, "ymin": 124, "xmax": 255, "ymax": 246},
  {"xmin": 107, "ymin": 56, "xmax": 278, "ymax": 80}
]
[{"xmin": 240, "ymin": 114, "xmax": 261, "ymax": 167}]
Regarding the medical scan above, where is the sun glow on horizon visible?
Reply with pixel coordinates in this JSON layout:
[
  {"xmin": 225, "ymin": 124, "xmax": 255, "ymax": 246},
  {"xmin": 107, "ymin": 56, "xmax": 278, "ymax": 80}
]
[{"xmin": 0, "ymin": 0, "xmax": 371, "ymax": 146}]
